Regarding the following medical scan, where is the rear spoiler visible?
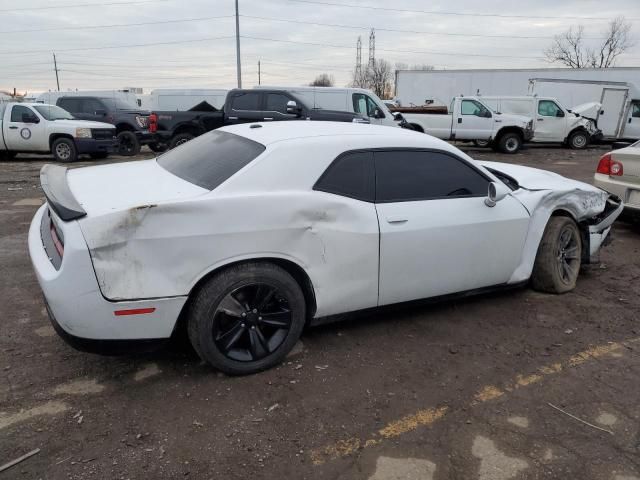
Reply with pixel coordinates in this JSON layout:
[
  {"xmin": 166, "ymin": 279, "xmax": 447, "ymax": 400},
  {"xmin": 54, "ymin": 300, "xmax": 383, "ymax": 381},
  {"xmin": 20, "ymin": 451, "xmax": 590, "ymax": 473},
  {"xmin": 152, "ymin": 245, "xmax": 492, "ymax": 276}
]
[{"xmin": 40, "ymin": 164, "xmax": 86, "ymax": 221}]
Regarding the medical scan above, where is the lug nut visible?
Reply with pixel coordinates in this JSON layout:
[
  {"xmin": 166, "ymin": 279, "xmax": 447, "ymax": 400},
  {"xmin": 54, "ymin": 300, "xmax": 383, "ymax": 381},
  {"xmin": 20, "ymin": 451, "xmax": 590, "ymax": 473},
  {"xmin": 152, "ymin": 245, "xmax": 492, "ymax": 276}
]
[
  {"xmin": 251, "ymin": 326, "xmax": 256, "ymax": 330},
  {"xmin": 241, "ymin": 323, "xmax": 245, "ymax": 328},
  {"xmin": 253, "ymin": 309, "xmax": 258, "ymax": 313},
  {"xmin": 242, "ymin": 312, "xmax": 246, "ymax": 317},
  {"xmin": 258, "ymin": 317, "xmax": 262, "ymax": 320}
]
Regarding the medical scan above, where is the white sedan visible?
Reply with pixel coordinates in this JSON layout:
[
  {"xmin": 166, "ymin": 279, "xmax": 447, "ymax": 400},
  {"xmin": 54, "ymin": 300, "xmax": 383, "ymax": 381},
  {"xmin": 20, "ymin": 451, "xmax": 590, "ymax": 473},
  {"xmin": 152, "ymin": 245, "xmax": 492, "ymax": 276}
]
[{"xmin": 29, "ymin": 122, "xmax": 622, "ymax": 375}]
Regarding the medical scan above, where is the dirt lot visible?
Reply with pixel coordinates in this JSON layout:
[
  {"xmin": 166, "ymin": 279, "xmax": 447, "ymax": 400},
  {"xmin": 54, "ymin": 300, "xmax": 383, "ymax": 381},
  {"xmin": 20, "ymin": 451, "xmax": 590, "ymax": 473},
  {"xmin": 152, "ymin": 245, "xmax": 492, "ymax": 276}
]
[{"xmin": 1, "ymin": 144, "xmax": 640, "ymax": 480}]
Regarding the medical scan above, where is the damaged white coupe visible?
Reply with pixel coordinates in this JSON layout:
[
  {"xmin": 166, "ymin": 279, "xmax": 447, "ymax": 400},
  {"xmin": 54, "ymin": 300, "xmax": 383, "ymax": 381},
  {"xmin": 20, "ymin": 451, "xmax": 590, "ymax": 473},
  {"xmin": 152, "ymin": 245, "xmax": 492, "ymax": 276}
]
[{"xmin": 29, "ymin": 122, "xmax": 622, "ymax": 374}]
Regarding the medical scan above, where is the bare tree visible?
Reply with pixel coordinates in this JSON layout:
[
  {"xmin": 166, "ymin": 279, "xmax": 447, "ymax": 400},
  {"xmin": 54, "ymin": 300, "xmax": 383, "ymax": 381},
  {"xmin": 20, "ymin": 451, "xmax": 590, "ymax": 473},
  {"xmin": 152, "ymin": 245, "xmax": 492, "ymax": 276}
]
[
  {"xmin": 310, "ymin": 73, "xmax": 334, "ymax": 87},
  {"xmin": 544, "ymin": 17, "xmax": 634, "ymax": 68},
  {"xmin": 351, "ymin": 59, "xmax": 394, "ymax": 98}
]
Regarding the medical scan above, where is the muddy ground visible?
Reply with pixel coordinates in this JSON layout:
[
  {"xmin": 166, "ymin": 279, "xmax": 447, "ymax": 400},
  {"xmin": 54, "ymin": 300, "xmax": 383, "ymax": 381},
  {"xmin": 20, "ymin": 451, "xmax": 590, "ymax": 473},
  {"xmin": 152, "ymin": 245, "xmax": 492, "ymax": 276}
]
[{"xmin": 1, "ymin": 144, "xmax": 640, "ymax": 480}]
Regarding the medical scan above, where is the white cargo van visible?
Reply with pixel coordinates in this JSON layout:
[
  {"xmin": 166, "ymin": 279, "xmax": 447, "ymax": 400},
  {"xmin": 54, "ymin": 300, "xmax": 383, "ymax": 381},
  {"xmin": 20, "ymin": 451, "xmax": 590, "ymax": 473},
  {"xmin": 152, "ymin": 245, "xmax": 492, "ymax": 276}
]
[
  {"xmin": 146, "ymin": 88, "xmax": 228, "ymax": 111},
  {"xmin": 480, "ymin": 95, "xmax": 599, "ymax": 149},
  {"xmin": 255, "ymin": 86, "xmax": 398, "ymax": 127}
]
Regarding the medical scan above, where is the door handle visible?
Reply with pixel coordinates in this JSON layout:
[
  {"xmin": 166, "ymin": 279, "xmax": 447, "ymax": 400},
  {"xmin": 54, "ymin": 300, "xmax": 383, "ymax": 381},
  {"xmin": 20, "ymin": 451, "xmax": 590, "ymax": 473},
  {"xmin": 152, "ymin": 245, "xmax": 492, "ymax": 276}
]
[
  {"xmin": 386, "ymin": 217, "xmax": 408, "ymax": 224},
  {"xmin": 8, "ymin": 126, "xmax": 18, "ymax": 129},
  {"xmin": 263, "ymin": 117, "xmax": 273, "ymax": 121},
  {"xmin": 537, "ymin": 118, "xmax": 544, "ymax": 121},
  {"xmin": 457, "ymin": 118, "xmax": 462, "ymax": 124}
]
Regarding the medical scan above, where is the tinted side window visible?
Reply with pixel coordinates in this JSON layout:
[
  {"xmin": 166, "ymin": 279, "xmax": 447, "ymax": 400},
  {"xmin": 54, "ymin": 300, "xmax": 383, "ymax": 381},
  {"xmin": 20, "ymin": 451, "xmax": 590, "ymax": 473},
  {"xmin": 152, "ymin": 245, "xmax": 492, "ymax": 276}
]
[
  {"xmin": 538, "ymin": 100, "xmax": 561, "ymax": 117},
  {"xmin": 375, "ymin": 150, "xmax": 489, "ymax": 202},
  {"xmin": 265, "ymin": 93, "xmax": 292, "ymax": 114},
  {"xmin": 632, "ymin": 102, "xmax": 640, "ymax": 118},
  {"xmin": 57, "ymin": 97, "xmax": 81, "ymax": 113},
  {"xmin": 314, "ymin": 151, "xmax": 374, "ymax": 202},
  {"xmin": 231, "ymin": 92, "xmax": 261, "ymax": 111},
  {"xmin": 352, "ymin": 93, "xmax": 367, "ymax": 116},
  {"xmin": 83, "ymin": 98, "xmax": 104, "ymax": 114},
  {"xmin": 461, "ymin": 100, "xmax": 484, "ymax": 116},
  {"xmin": 10, "ymin": 105, "xmax": 34, "ymax": 122},
  {"xmin": 157, "ymin": 131, "xmax": 265, "ymax": 190}
]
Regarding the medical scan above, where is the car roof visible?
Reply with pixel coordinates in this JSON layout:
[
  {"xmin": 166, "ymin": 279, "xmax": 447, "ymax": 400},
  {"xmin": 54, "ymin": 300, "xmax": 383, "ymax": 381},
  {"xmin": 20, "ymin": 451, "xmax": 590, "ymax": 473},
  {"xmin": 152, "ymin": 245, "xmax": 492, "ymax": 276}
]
[{"xmin": 218, "ymin": 121, "xmax": 460, "ymax": 151}]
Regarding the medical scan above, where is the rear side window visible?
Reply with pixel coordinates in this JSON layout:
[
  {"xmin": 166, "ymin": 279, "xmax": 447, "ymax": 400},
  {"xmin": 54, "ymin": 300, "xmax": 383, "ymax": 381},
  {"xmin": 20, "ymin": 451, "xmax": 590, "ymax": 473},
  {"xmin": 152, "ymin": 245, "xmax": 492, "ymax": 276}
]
[
  {"xmin": 632, "ymin": 102, "xmax": 640, "ymax": 118},
  {"xmin": 314, "ymin": 151, "xmax": 374, "ymax": 202},
  {"xmin": 265, "ymin": 93, "xmax": 292, "ymax": 114},
  {"xmin": 231, "ymin": 92, "xmax": 261, "ymax": 111},
  {"xmin": 57, "ymin": 97, "xmax": 82, "ymax": 113},
  {"xmin": 157, "ymin": 131, "xmax": 265, "ymax": 190},
  {"xmin": 375, "ymin": 150, "xmax": 489, "ymax": 202}
]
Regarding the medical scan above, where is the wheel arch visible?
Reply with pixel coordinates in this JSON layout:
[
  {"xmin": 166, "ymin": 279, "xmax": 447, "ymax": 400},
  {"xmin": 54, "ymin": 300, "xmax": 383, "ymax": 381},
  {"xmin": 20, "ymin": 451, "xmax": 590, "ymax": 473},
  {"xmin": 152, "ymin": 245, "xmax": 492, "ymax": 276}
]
[
  {"xmin": 49, "ymin": 133, "xmax": 75, "ymax": 150},
  {"xmin": 565, "ymin": 126, "xmax": 589, "ymax": 144},
  {"xmin": 115, "ymin": 123, "xmax": 135, "ymax": 134},
  {"xmin": 549, "ymin": 208, "xmax": 590, "ymax": 263},
  {"xmin": 495, "ymin": 126, "xmax": 524, "ymax": 142}
]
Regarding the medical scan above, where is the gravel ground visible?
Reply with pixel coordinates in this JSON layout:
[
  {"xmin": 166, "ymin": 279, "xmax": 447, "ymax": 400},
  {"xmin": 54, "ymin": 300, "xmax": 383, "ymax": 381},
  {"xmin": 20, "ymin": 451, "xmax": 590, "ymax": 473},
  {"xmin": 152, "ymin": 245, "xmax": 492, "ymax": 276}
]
[{"xmin": 1, "ymin": 144, "xmax": 639, "ymax": 480}]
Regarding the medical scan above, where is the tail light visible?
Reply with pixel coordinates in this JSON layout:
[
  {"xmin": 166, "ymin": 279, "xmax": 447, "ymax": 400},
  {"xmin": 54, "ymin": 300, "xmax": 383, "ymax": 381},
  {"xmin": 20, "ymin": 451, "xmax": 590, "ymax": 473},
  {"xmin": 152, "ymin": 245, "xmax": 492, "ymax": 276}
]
[
  {"xmin": 149, "ymin": 113, "xmax": 158, "ymax": 133},
  {"xmin": 596, "ymin": 153, "xmax": 623, "ymax": 176}
]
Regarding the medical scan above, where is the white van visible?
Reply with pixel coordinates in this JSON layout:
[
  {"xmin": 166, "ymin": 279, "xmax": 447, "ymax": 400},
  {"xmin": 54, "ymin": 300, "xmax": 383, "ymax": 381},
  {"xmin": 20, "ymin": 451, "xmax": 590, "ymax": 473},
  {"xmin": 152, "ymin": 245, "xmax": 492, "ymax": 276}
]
[
  {"xmin": 480, "ymin": 95, "xmax": 599, "ymax": 149},
  {"xmin": 255, "ymin": 86, "xmax": 398, "ymax": 127},
  {"xmin": 146, "ymin": 88, "xmax": 228, "ymax": 111},
  {"xmin": 36, "ymin": 90, "xmax": 140, "ymax": 109}
]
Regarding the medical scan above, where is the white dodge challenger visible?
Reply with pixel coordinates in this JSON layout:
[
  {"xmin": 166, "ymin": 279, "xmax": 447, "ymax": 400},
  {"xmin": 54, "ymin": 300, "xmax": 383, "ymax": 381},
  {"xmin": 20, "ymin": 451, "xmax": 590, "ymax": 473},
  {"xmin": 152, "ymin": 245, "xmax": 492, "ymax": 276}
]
[{"xmin": 29, "ymin": 122, "xmax": 622, "ymax": 375}]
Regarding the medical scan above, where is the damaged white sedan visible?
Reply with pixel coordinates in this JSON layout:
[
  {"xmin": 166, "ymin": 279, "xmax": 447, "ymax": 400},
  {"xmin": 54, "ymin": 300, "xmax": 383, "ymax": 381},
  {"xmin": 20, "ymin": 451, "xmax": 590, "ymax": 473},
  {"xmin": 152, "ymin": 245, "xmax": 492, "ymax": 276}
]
[{"xmin": 29, "ymin": 122, "xmax": 622, "ymax": 375}]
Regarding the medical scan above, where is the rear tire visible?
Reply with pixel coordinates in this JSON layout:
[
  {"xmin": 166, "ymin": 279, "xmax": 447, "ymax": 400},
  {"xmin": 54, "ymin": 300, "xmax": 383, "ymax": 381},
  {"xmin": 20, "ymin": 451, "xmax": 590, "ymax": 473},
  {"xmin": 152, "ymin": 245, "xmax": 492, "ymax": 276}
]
[
  {"xmin": 117, "ymin": 131, "xmax": 141, "ymax": 156},
  {"xmin": 531, "ymin": 216, "xmax": 582, "ymax": 294},
  {"xmin": 89, "ymin": 152, "xmax": 109, "ymax": 159},
  {"xmin": 148, "ymin": 142, "xmax": 168, "ymax": 153},
  {"xmin": 52, "ymin": 138, "xmax": 77, "ymax": 163},
  {"xmin": 169, "ymin": 133, "xmax": 195, "ymax": 149},
  {"xmin": 497, "ymin": 132, "xmax": 522, "ymax": 154},
  {"xmin": 568, "ymin": 130, "xmax": 589, "ymax": 150},
  {"xmin": 187, "ymin": 262, "xmax": 306, "ymax": 375}
]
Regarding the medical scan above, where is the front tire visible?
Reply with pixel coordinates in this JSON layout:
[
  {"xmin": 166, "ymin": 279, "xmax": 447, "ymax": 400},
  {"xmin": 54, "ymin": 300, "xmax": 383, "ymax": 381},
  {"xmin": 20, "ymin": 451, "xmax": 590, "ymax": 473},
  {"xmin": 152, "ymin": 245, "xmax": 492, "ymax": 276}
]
[
  {"xmin": 531, "ymin": 216, "xmax": 582, "ymax": 293},
  {"xmin": 473, "ymin": 139, "xmax": 491, "ymax": 148},
  {"xmin": 169, "ymin": 133, "xmax": 195, "ymax": 149},
  {"xmin": 497, "ymin": 132, "xmax": 522, "ymax": 154},
  {"xmin": 117, "ymin": 131, "xmax": 141, "ymax": 156},
  {"xmin": 568, "ymin": 130, "xmax": 589, "ymax": 150},
  {"xmin": 52, "ymin": 138, "xmax": 77, "ymax": 163},
  {"xmin": 187, "ymin": 262, "xmax": 306, "ymax": 375}
]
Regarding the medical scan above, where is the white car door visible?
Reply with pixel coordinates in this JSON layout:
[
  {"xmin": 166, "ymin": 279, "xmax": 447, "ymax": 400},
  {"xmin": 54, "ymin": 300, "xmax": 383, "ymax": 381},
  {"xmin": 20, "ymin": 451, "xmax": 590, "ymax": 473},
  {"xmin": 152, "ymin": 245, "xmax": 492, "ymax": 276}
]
[
  {"xmin": 622, "ymin": 101, "xmax": 640, "ymax": 140},
  {"xmin": 534, "ymin": 100, "xmax": 566, "ymax": 142},
  {"xmin": 352, "ymin": 92, "xmax": 390, "ymax": 125},
  {"xmin": 453, "ymin": 99, "xmax": 494, "ymax": 140},
  {"xmin": 374, "ymin": 150, "xmax": 530, "ymax": 306},
  {"xmin": 4, "ymin": 105, "xmax": 48, "ymax": 151}
]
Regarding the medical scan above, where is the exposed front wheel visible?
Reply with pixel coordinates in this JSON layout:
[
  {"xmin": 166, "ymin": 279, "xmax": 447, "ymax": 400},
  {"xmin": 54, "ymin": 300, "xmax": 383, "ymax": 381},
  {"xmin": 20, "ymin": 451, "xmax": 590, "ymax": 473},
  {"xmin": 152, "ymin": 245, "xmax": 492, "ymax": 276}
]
[
  {"xmin": 568, "ymin": 130, "xmax": 589, "ymax": 150},
  {"xmin": 117, "ymin": 131, "xmax": 141, "ymax": 156},
  {"xmin": 187, "ymin": 262, "xmax": 306, "ymax": 375},
  {"xmin": 497, "ymin": 132, "xmax": 522, "ymax": 154},
  {"xmin": 52, "ymin": 138, "xmax": 77, "ymax": 163},
  {"xmin": 531, "ymin": 216, "xmax": 582, "ymax": 293},
  {"xmin": 473, "ymin": 139, "xmax": 491, "ymax": 148}
]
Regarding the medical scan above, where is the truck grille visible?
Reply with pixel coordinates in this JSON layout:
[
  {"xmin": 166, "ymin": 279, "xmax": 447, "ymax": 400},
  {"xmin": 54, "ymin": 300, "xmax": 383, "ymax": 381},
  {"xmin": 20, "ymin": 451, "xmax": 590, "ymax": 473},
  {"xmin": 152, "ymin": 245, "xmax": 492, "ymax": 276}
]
[{"xmin": 91, "ymin": 128, "xmax": 116, "ymax": 140}]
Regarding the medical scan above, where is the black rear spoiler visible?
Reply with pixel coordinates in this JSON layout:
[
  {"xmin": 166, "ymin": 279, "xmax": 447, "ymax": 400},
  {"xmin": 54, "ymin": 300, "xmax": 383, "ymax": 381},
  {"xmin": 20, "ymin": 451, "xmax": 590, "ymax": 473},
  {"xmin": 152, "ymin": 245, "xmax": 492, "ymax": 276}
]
[{"xmin": 40, "ymin": 164, "xmax": 86, "ymax": 221}]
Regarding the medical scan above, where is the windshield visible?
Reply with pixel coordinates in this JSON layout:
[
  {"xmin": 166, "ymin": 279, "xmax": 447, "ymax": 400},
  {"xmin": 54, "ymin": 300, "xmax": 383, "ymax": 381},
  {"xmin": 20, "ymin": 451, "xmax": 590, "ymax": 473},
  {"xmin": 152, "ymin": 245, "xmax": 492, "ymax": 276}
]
[
  {"xmin": 34, "ymin": 105, "xmax": 75, "ymax": 120},
  {"xmin": 99, "ymin": 97, "xmax": 139, "ymax": 110},
  {"xmin": 157, "ymin": 130, "xmax": 266, "ymax": 190}
]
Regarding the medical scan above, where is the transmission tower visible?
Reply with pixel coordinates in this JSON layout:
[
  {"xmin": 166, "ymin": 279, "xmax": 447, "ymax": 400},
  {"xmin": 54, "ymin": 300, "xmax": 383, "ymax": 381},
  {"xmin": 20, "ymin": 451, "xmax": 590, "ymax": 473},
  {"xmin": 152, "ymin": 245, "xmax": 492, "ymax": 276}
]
[
  {"xmin": 354, "ymin": 36, "xmax": 362, "ymax": 84},
  {"xmin": 368, "ymin": 28, "xmax": 375, "ymax": 68}
]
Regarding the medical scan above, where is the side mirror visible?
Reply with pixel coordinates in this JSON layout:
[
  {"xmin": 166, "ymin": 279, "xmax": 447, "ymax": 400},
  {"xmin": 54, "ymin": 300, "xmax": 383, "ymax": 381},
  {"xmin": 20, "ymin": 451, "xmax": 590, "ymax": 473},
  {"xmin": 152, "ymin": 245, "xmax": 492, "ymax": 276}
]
[
  {"xmin": 22, "ymin": 113, "xmax": 39, "ymax": 123},
  {"xmin": 286, "ymin": 100, "xmax": 299, "ymax": 115},
  {"xmin": 556, "ymin": 110, "xmax": 565, "ymax": 118},
  {"xmin": 373, "ymin": 108, "xmax": 385, "ymax": 119},
  {"xmin": 95, "ymin": 109, "xmax": 106, "ymax": 116},
  {"xmin": 485, "ymin": 181, "xmax": 511, "ymax": 207},
  {"xmin": 482, "ymin": 110, "xmax": 492, "ymax": 118}
]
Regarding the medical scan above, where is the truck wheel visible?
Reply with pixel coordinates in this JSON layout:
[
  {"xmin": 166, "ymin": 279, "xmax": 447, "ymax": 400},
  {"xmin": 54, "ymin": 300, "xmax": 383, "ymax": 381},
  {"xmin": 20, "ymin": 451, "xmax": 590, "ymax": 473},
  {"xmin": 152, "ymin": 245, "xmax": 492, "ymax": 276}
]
[
  {"xmin": 473, "ymin": 140, "xmax": 491, "ymax": 148},
  {"xmin": 169, "ymin": 133, "xmax": 195, "ymax": 149},
  {"xmin": 568, "ymin": 130, "xmax": 589, "ymax": 150},
  {"xmin": 148, "ymin": 142, "xmax": 168, "ymax": 153},
  {"xmin": 117, "ymin": 131, "xmax": 141, "ymax": 156},
  {"xmin": 52, "ymin": 138, "xmax": 77, "ymax": 163},
  {"xmin": 498, "ymin": 132, "xmax": 522, "ymax": 154},
  {"xmin": 531, "ymin": 216, "xmax": 582, "ymax": 294},
  {"xmin": 89, "ymin": 152, "xmax": 109, "ymax": 159}
]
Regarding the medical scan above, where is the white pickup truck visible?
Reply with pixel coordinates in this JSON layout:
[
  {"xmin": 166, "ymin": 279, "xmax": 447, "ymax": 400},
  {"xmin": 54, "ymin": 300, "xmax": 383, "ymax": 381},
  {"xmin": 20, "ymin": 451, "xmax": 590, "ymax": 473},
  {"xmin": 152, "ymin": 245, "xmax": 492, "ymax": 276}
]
[
  {"xmin": 0, "ymin": 102, "xmax": 116, "ymax": 162},
  {"xmin": 399, "ymin": 96, "xmax": 533, "ymax": 153}
]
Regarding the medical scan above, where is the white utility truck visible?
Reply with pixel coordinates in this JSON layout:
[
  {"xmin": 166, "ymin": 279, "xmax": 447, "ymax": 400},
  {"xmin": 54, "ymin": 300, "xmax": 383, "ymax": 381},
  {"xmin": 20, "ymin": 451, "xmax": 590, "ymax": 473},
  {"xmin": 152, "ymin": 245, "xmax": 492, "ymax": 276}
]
[
  {"xmin": 255, "ymin": 86, "xmax": 399, "ymax": 127},
  {"xmin": 529, "ymin": 79, "xmax": 640, "ymax": 142},
  {"xmin": 400, "ymin": 96, "xmax": 533, "ymax": 153},
  {"xmin": 480, "ymin": 95, "xmax": 600, "ymax": 149},
  {"xmin": 0, "ymin": 102, "xmax": 116, "ymax": 162}
]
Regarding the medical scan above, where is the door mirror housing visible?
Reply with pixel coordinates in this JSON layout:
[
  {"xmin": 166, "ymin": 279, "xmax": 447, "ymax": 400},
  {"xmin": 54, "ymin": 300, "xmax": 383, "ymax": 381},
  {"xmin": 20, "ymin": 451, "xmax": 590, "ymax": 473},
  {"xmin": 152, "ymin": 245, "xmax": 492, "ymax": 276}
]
[
  {"xmin": 485, "ymin": 181, "xmax": 511, "ymax": 207},
  {"xmin": 556, "ymin": 110, "xmax": 565, "ymax": 118},
  {"xmin": 286, "ymin": 100, "xmax": 300, "ymax": 115},
  {"xmin": 22, "ymin": 113, "xmax": 39, "ymax": 124},
  {"xmin": 373, "ymin": 108, "xmax": 385, "ymax": 119},
  {"xmin": 481, "ymin": 109, "xmax": 492, "ymax": 118}
]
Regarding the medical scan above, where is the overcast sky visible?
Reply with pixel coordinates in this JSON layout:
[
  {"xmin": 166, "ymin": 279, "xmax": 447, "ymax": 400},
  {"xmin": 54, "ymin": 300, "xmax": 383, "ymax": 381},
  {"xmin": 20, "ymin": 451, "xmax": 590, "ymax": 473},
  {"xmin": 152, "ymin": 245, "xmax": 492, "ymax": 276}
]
[{"xmin": 1, "ymin": 0, "xmax": 638, "ymax": 94}]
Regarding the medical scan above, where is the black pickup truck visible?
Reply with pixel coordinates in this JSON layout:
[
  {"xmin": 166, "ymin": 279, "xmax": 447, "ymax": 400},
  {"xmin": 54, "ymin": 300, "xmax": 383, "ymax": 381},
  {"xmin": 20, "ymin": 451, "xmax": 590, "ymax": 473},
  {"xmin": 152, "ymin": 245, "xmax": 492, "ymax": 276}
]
[{"xmin": 150, "ymin": 89, "xmax": 369, "ymax": 150}]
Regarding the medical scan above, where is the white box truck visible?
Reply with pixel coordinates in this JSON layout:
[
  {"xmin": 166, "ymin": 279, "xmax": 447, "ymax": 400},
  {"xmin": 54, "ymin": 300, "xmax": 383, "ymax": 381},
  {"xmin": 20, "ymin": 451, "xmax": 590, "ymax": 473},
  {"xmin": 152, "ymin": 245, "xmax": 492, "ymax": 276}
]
[{"xmin": 528, "ymin": 79, "xmax": 640, "ymax": 142}]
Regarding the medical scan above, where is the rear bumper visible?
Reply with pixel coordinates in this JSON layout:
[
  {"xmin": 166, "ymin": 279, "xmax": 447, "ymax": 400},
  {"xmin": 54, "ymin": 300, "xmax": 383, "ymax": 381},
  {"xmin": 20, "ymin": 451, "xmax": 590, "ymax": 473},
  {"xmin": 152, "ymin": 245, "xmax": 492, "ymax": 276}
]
[
  {"xmin": 594, "ymin": 174, "xmax": 640, "ymax": 212},
  {"xmin": 28, "ymin": 204, "xmax": 186, "ymax": 342},
  {"xmin": 75, "ymin": 138, "xmax": 117, "ymax": 154}
]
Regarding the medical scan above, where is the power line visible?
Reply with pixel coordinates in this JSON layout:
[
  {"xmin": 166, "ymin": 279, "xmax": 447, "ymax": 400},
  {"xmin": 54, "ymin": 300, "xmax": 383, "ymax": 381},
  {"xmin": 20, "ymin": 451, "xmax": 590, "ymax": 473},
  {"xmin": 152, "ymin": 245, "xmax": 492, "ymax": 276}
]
[
  {"xmin": 0, "ymin": 0, "xmax": 171, "ymax": 13},
  {"xmin": 0, "ymin": 15, "xmax": 234, "ymax": 34},
  {"xmin": 0, "ymin": 35, "xmax": 236, "ymax": 55},
  {"xmin": 240, "ymin": 35, "xmax": 545, "ymax": 60},
  {"xmin": 286, "ymin": 0, "xmax": 640, "ymax": 21},
  {"xmin": 240, "ymin": 14, "xmax": 606, "ymax": 40}
]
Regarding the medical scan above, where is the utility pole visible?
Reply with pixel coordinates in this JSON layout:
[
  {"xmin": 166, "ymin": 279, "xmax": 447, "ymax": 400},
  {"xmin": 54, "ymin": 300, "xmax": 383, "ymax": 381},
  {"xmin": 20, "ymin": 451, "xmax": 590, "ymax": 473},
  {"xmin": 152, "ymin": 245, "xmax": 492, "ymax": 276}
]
[
  {"xmin": 53, "ymin": 53, "xmax": 60, "ymax": 91},
  {"xmin": 258, "ymin": 60, "xmax": 261, "ymax": 85},
  {"xmin": 354, "ymin": 36, "xmax": 362, "ymax": 86},
  {"xmin": 234, "ymin": 0, "xmax": 242, "ymax": 88}
]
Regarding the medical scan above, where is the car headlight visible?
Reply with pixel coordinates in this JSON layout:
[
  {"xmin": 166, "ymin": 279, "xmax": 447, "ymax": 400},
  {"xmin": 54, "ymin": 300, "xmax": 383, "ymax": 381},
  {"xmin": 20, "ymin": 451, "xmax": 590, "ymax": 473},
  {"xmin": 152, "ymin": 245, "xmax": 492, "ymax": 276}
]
[{"xmin": 75, "ymin": 128, "xmax": 92, "ymax": 138}]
